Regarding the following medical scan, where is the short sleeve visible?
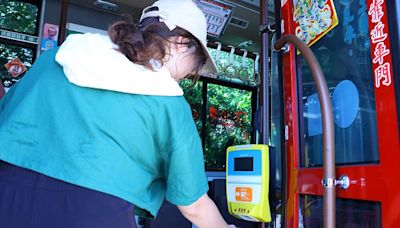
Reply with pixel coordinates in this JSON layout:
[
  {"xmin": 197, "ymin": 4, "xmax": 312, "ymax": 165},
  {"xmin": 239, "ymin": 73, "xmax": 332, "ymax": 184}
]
[{"xmin": 163, "ymin": 102, "xmax": 209, "ymax": 206}]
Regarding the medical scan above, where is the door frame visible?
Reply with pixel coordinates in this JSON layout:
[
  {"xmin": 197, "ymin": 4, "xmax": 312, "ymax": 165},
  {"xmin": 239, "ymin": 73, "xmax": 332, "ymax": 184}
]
[{"xmin": 279, "ymin": 0, "xmax": 400, "ymax": 226}]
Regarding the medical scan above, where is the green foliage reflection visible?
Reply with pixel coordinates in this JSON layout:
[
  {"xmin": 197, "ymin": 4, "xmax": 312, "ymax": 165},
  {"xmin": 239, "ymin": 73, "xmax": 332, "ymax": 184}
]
[{"xmin": 0, "ymin": 0, "xmax": 38, "ymax": 35}]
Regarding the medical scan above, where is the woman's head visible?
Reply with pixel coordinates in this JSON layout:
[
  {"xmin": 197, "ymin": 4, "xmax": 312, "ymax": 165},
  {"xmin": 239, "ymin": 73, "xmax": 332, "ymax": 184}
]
[{"xmin": 108, "ymin": 0, "xmax": 216, "ymax": 82}]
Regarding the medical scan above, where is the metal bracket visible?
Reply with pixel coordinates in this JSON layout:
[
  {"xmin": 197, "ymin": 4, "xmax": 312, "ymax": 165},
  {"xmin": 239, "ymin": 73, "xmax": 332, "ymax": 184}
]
[
  {"xmin": 259, "ymin": 23, "xmax": 275, "ymax": 34},
  {"xmin": 321, "ymin": 175, "xmax": 350, "ymax": 190},
  {"xmin": 271, "ymin": 43, "xmax": 289, "ymax": 54},
  {"xmin": 335, "ymin": 175, "xmax": 350, "ymax": 190},
  {"xmin": 321, "ymin": 178, "xmax": 335, "ymax": 189}
]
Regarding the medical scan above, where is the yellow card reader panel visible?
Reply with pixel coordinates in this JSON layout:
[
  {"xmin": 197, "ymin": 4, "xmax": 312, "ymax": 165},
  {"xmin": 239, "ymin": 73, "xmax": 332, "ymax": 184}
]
[{"xmin": 226, "ymin": 144, "xmax": 271, "ymax": 222}]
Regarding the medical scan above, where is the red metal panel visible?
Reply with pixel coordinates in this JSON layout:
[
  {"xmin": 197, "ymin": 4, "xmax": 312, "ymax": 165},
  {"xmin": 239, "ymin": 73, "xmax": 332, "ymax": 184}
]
[
  {"xmin": 280, "ymin": 0, "xmax": 300, "ymax": 227},
  {"xmin": 298, "ymin": 161, "xmax": 400, "ymax": 226},
  {"xmin": 361, "ymin": 0, "xmax": 399, "ymax": 225}
]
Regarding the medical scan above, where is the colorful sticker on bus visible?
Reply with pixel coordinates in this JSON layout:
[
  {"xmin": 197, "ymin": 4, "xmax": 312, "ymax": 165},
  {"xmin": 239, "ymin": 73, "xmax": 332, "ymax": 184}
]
[
  {"xmin": 41, "ymin": 23, "xmax": 59, "ymax": 51},
  {"xmin": 293, "ymin": 0, "xmax": 339, "ymax": 48},
  {"xmin": 4, "ymin": 58, "xmax": 27, "ymax": 78}
]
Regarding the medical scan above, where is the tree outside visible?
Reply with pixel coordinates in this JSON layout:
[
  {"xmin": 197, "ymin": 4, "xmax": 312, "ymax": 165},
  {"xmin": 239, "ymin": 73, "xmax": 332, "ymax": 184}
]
[
  {"xmin": 0, "ymin": 0, "xmax": 38, "ymax": 35},
  {"xmin": 180, "ymin": 80, "xmax": 253, "ymax": 170},
  {"xmin": 205, "ymin": 84, "xmax": 252, "ymax": 170},
  {"xmin": 179, "ymin": 80, "xmax": 203, "ymax": 136}
]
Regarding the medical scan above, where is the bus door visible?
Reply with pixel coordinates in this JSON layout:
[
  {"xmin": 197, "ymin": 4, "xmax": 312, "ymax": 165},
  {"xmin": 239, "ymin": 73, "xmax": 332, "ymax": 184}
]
[{"xmin": 275, "ymin": 0, "xmax": 400, "ymax": 226}]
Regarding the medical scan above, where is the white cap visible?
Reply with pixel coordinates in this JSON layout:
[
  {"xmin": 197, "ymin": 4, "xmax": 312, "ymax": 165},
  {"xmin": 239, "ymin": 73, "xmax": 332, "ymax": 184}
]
[{"xmin": 140, "ymin": 0, "xmax": 217, "ymax": 75}]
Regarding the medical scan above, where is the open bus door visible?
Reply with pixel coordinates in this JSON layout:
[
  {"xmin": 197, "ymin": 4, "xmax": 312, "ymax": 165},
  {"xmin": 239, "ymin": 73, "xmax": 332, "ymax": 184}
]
[{"xmin": 272, "ymin": 0, "xmax": 400, "ymax": 226}]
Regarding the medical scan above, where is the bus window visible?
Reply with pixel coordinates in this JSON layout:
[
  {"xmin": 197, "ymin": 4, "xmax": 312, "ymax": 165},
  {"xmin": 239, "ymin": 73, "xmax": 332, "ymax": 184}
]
[
  {"xmin": 205, "ymin": 84, "xmax": 253, "ymax": 170},
  {"xmin": 0, "ymin": 0, "xmax": 40, "ymax": 88},
  {"xmin": 0, "ymin": 0, "xmax": 39, "ymax": 35},
  {"xmin": 181, "ymin": 78, "xmax": 255, "ymax": 171},
  {"xmin": 179, "ymin": 80, "xmax": 203, "ymax": 136},
  {"xmin": 0, "ymin": 42, "xmax": 34, "ymax": 87}
]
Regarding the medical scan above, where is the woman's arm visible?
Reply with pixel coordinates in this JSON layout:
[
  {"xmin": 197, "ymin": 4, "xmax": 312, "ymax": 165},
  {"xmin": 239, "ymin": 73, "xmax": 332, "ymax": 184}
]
[{"xmin": 177, "ymin": 193, "xmax": 235, "ymax": 228}]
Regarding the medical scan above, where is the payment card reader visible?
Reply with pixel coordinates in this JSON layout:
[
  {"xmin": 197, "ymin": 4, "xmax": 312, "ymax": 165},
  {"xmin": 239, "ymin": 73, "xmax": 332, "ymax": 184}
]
[{"xmin": 226, "ymin": 144, "xmax": 271, "ymax": 222}]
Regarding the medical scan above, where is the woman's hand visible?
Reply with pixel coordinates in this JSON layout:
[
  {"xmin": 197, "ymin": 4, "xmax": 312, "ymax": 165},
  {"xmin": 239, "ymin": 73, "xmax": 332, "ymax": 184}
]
[{"xmin": 177, "ymin": 194, "xmax": 228, "ymax": 228}]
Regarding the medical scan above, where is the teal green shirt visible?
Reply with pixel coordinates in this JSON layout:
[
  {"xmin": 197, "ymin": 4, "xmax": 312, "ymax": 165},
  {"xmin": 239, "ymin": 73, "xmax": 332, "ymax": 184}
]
[{"xmin": 0, "ymin": 48, "xmax": 208, "ymax": 218}]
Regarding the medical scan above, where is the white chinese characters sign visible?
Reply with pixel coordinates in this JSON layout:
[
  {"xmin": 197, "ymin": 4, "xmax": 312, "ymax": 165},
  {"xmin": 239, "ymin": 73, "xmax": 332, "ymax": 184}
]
[{"xmin": 367, "ymin": 0, "xmax": 394, "ymax": 88}]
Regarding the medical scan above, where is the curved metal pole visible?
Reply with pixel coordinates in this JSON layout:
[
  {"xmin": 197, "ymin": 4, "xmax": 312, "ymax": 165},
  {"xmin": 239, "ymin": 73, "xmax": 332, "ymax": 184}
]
[{"xmin": 274, "ymin": 34, "xmax": 335, "ymax": 228}]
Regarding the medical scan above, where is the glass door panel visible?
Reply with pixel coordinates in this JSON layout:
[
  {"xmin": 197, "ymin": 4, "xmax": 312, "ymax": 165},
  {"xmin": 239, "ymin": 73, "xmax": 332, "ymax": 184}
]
[
  {"xmin": 298, "ymin": 0, "xmax": 379, "ymax": 167},
  {"xmin": 299, "ymin": 195, "xmax": 381, "ymax": 227}
]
